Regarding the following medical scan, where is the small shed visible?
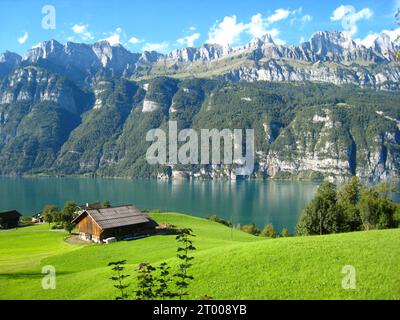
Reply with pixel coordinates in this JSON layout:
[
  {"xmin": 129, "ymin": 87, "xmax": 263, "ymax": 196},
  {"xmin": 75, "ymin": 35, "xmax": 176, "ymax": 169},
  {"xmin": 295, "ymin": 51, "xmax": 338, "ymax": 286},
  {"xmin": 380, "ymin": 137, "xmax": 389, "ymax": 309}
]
[
  {"xmin": 0, "ymin": 210, "xmax": 22, "ymax": 229},
  {"xmin": 71, "ymin": 205, "xmax": 158, "ymax": 243}
]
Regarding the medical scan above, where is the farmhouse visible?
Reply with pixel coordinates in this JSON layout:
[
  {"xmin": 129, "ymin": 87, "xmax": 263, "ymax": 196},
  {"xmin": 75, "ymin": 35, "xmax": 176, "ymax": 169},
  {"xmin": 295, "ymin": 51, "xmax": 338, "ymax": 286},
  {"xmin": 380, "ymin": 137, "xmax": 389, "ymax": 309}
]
[
  {"xmin": 0, "ymin": 210, "xmax": 21, "ymax": 229},
  {"xmin": 71, "ymin": 205, "xmax": 158, "ymax": 243},
  {"xmin": 32, "ymin": 212, "xmax": 44, "ymax": 223}
]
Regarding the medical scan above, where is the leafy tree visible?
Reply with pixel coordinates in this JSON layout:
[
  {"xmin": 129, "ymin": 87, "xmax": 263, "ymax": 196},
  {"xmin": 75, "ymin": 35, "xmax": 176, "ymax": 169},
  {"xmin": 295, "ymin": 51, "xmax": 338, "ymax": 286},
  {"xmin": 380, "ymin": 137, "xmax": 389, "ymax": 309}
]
[
  {"xmin": 337, "ymin": 177, "xmax": 362, "ymax": 231},
  {"xmin": 298, "ymin": 178, "xmax": 400, "ymax": 235},
  {"xmin": 61, "ymin": 201, "xmax": 78, "ymax": 224},
  {"xmin": 174, "ymin": 228, "xmax": 196, "ymax": 300},
  {"xmin": 260, "ymin": 224, "xmax": 277, "ymax": 238},
  {"xmin": 42, "ymin": 205, "xmax": 58, "ymax": 225},
  {"xmin": 108, "ymin": 260, "xmax": 130, "ymax": 300},
  {"xmin": 297, "ymin": 181, "xmax": 343, "ymax": 235},
  {"xmin": 358, "ymin": 184, "xmax": 398, "ymax": 230}
]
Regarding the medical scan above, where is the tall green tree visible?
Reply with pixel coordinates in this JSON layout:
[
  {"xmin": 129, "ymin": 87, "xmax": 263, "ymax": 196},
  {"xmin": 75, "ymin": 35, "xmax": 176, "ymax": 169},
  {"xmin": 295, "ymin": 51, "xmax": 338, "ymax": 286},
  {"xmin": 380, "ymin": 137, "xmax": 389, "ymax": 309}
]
[
  {"xmin": 61, "ymin": 201, "xmax": 78, "ymax": 223},
  {"xmin": 337, "ymin": 177, "xmax": 362, "ymax": 231},
  {"xmin": 297, "ymin": 181, "xmax": 342, "ymax": 235},
  {"xmin": 42, "ymin": 205, "xmax": 58, "ymax": 225}
]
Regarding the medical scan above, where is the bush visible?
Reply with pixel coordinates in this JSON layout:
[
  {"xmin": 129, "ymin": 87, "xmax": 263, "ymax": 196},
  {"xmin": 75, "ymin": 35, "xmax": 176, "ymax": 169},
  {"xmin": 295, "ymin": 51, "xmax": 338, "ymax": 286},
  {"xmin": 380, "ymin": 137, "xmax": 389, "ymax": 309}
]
[
  {"xmin": 260, "ymin": 224, "xmax": 277, "ymax": 238},
  {"xmin": 207, "ymin": 215, "xmax": 232, "ymax": 227},
  {"xmin": 51, "ymin": 223, "xmax": 64, "ymax": 230},
  {"xmin": 241, "ymin": 224, "xmax": 260, "ymax": 236},
  {"xmin": 280, "ymin": 228, "xmax": 290, "ymax": 237}
]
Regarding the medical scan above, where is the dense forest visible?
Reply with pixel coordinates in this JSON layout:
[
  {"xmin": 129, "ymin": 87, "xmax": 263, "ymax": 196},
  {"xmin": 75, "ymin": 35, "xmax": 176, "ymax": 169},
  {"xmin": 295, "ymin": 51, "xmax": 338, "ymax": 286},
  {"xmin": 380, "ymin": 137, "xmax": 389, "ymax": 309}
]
[{"xmin": 0, "ymin": 70, "xmax": 399, "ymax": 180}]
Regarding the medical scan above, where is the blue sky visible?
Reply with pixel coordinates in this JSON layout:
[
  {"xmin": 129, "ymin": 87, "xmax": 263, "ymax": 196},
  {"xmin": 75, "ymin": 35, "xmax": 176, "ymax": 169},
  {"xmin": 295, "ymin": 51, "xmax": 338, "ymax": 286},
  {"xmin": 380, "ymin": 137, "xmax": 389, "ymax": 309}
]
[{"xmin": 0, "ymin": 0, "xmax": 399, "ymax": 54}]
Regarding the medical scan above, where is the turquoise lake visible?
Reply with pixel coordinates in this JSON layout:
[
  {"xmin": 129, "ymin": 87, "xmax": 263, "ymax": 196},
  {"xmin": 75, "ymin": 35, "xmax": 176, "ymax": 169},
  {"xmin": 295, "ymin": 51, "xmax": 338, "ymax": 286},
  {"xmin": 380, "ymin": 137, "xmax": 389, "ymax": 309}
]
[{"xmin": 0, "ymin": 177, "xmax": 324, "ymax": 232}]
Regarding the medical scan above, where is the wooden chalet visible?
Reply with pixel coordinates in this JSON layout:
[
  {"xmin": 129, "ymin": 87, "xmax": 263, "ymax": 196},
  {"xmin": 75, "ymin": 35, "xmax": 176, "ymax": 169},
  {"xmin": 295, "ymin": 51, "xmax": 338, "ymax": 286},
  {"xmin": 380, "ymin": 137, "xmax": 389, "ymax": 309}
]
[
  {"xmin": 0, "ymin": 210, "xmax": 22, "ymax": 229},
  {"xmin": 71, "ymin": 205, "xmax": 157, "ymax": 243}
]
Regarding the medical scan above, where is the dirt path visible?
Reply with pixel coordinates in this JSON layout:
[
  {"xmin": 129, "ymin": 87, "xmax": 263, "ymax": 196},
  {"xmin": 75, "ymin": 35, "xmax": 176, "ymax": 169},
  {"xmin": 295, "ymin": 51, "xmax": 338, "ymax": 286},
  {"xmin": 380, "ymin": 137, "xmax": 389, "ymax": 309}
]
[{"xmin": 65, "ymin": 235, "xmax": 90, "ymax": 245}]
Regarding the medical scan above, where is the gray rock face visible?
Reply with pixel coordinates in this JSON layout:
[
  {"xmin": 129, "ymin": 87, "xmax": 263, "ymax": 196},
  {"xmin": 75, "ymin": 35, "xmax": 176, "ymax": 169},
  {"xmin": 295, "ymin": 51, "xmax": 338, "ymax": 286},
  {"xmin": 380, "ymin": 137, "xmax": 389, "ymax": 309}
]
[
  {"xmin": 0, "ymin": 67, "xmax": 80, "ymax": 114},
  {"xmin": 21, "ymin": 39, "xmax": 143, "ymax": 83},
  {"xmin": 160, "ymin": 31, "xmax": 399, "ymax": 89},
  {"xmin": 166, "ymin": 43, "xmax": 232, "ymax": 63},
  {"xmin": 1, "ymin": 30, "xmax": 399, "ymax": 89},
  {"xmin": 0, "ymin": 51, "xmax": 22, "ymax": 79}
]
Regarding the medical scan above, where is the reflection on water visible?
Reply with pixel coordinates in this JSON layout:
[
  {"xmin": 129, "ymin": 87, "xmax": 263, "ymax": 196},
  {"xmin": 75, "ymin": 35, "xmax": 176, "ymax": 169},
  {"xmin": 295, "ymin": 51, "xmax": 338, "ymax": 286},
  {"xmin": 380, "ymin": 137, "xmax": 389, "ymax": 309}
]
[{"xmin": 0, "ymin": 177, "xmax": 321, "ymax": 232}]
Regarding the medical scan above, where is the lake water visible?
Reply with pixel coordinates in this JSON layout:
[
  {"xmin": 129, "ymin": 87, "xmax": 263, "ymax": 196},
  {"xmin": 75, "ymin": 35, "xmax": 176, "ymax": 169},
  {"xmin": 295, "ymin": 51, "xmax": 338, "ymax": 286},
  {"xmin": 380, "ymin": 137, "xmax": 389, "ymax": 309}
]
[{"xmin": 0, "ymin": 177, "xmax": 322, "ymax": 232}]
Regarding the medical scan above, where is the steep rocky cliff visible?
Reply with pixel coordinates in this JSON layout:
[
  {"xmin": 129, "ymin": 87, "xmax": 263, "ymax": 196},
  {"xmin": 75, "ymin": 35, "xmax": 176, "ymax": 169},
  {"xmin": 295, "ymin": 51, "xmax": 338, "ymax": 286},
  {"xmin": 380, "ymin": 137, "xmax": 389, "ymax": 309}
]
[{"xmin": 0, "ymin": 31, "xmax": 399, "ymax": 180}]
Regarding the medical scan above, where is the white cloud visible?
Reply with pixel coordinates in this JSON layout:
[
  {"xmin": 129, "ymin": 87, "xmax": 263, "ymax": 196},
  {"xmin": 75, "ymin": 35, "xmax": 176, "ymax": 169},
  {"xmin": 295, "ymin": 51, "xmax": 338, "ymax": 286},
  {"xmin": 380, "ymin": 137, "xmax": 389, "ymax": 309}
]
[
  {"xmin": 245, "ymin": 14, "xmax": 268, "ymax": 39},
  {"xmin": 101, "ymin": 28, "xmax": 124, "ymax": 46},
  {"xmin": 142, "ymin": 41, "xmax": 169, "ymax": 52},
  {"xmin": 103, "ymin": 34, "xmax": 121, "ymax": 46},
  {"xmin": 189, "ymin": 26, "xmax": 197, "ymax": 31},
  {"xmin": 355, "ymin": 33, "xmax": 380, "ymax": 47},
  {"xmin": 18, "ymin": 32, "xmax": 28, "ymax": 44},
  {"xmin": 331, "ymin": 5, "xmax": 373, "ymax": 36},
  {"xmin": 206, "ymin": 9, "xmax": 304, "ymax": 46},
  {"xmin": 72, "ymin": 24, "xmax": 93, "ymax": 41},
  {"xmin": 128, "ymin": 37, "xmax": 142, "ymax": 45},
  {"xmin": 202, "ymin": 8, "xmax": 312, "ymax": 47},
  {"xmin": 177, "ymin": 33, "xmax": 201, "ymax": 47},
  {"xmin": 355, "ymin": 28, "xmax": 400, "ymax": 47},
  {"xmin": 384, "ymin": 27, "xmax": 400, "ymax": 43},
  {"xmin": 206, "ymin": 16, "xmax": 246, "ymax": 46},
  {"xmin": 266, "ymin": 9, "xmax": 291, "ymax": 24}
]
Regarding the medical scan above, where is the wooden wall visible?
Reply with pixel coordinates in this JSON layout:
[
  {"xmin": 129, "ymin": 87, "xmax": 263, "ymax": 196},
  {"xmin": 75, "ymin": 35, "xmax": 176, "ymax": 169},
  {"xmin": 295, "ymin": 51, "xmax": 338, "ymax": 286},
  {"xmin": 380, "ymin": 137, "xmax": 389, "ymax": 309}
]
[{"xmin": 76, "ymin": 215, "xmax": 102, "ymax": 237}]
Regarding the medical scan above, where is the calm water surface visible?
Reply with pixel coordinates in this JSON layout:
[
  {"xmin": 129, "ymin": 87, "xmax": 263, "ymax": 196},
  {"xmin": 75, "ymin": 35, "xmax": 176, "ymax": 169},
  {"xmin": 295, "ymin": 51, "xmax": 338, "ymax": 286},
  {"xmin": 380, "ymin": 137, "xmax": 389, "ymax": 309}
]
[{"xmin": 0, "ymin": 177, "xmax": 323, "ymax": 232}]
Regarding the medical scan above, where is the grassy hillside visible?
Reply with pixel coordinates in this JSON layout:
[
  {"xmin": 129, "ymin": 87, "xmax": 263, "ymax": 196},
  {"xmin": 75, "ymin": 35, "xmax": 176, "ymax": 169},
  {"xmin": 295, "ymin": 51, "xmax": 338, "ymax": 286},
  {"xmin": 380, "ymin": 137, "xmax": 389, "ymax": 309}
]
[{"xmin": 0, "ymin": 213, "xmax": 399, "ymax": 300}]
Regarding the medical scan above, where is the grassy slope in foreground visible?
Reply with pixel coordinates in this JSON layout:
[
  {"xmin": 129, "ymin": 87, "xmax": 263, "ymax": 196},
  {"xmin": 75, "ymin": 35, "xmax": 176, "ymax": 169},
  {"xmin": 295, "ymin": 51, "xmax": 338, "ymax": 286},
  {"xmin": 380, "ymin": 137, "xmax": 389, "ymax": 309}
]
[{"xmin": 0, "ymin": 213, "xmax": 399, "ymax": 300}]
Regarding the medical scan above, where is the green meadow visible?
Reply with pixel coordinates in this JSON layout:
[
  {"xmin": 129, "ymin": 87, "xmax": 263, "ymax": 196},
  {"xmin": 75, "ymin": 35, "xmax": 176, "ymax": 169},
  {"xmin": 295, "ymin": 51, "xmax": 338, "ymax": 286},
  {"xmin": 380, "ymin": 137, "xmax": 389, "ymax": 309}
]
[{"xmin": 0, "ymin": 213, "xmax": 399, "ymax": 300}]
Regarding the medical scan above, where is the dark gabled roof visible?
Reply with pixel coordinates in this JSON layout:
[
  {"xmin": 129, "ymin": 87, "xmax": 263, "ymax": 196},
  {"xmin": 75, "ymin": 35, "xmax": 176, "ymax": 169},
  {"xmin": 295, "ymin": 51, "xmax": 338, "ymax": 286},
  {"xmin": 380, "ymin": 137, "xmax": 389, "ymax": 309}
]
[
  {"xmin": 0, "ymin": 210, "xmax": 22, "ymax": 220},
  {"xmin": 72, "ymin": 205, "xmax": 150, "ymax": 230}
]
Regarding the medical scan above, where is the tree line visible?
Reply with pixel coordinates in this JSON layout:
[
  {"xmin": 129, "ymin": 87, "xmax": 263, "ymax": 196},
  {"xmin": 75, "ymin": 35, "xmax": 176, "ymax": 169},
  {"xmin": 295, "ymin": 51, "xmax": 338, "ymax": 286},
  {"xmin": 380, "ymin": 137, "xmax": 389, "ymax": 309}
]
[{"xmin": 297, "ymin": 177, "xmax": 400, "ymax": 236}]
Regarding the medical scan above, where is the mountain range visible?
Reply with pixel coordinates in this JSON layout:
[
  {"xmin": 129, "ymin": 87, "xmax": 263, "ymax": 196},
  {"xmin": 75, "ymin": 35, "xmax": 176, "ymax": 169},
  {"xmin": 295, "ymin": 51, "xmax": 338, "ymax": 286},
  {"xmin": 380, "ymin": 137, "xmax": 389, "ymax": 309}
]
[
  {"xmin": 1, "ymin": 30, "xmax": 399, "ymax": 89},
  {"xmin": 0, "ymin": 30, "xmax": 399, "ymax": 181}
]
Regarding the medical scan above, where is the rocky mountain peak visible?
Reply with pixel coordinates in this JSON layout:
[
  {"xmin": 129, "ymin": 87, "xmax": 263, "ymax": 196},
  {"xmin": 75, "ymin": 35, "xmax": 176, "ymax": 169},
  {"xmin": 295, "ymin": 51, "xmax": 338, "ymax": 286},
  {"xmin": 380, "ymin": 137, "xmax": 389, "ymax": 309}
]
[
  {"xmin": 309, "ymin": 30, "xmax": 357, "ymax": 55},
  {"xmin": 24, "ymin": 39, "xmax": 64, "ymax": 61},
  {"xmin": 373, "ymin": 33, "xmax": 396, "ymax": 55},
  {"xmin": 0, "ymin": 51, "xmax": 22, "ymax": 64}
]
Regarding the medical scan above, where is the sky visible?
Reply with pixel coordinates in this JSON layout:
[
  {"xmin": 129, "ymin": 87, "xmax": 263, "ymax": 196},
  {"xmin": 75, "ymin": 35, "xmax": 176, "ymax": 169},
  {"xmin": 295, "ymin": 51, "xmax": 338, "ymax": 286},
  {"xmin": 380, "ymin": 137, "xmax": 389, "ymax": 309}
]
[{"xmin": 0, "ymin": 0, "xmax": 399, "ymax": 54}]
